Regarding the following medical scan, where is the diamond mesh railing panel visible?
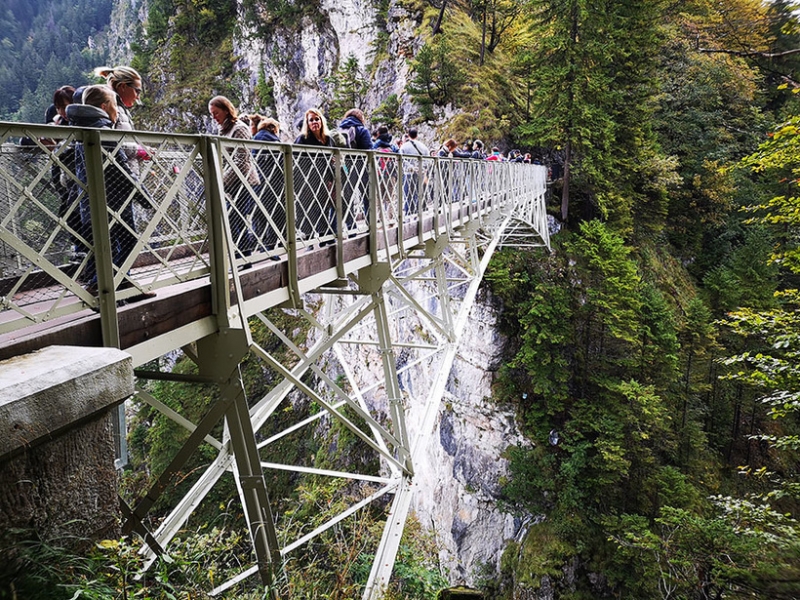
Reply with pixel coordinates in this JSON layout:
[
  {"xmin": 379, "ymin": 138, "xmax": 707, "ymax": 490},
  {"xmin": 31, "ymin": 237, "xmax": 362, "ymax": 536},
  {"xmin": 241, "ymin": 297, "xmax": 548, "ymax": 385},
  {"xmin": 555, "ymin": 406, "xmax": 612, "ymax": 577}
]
[
  {"xmin": 291, "ymin": 146, "xmax": 338, "ymax": 248},
  {"xmin": 0, "ymin": 120, "xmax": 550, "ymax": 336},
  {"xmin": 0, "ymin": 125, "xmax": 211, "ymax": 332},
  {"xmin": 374, "ymin": 152, "xmax": 400, "ymax": 226},
  {"xmin": 94, "ymin": 130, "xmax": 211, "ymax": 296},
  {"xmin": 340, "ymin": 150, "xmax": 370, "ymax": 237}
]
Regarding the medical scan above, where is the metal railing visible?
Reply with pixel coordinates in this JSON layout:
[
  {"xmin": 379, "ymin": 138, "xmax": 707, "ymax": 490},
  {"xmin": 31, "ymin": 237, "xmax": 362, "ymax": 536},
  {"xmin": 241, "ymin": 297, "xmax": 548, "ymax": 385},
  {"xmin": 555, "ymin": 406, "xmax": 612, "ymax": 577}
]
[{"xmin": 0, "ymin": 121, "xmax": 549, "ymax": 338}]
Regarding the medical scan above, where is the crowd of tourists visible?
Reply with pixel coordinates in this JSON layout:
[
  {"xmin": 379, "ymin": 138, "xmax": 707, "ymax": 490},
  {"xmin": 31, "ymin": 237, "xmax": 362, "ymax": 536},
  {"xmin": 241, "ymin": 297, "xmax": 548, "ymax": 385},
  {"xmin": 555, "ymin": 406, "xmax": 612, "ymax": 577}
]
[{"xmin": 38, "ymin": 66, "xmax": 542, "ymax": 305}]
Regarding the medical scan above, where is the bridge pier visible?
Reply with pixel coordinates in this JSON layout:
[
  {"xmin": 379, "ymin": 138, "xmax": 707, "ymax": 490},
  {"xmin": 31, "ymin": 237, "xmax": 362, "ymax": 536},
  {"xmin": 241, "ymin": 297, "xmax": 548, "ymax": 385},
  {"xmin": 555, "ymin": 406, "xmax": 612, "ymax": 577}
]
[{"xmin": 0, "ymin": 345, "xmax": 133, "ymax": 581}]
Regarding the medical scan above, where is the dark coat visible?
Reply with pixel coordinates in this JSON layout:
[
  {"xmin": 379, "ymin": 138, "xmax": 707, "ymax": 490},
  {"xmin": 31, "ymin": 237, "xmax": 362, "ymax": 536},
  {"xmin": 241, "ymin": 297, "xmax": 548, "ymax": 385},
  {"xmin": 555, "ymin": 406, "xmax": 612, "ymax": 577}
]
[
  {"xmin": 294, "ymin": 133, "xmax": 334, "ymax": 147},
  {"xmin": 65, "ymin": 103, "xmax": 146, "ymax": 284},
  {"xmin": 337, "ymin": 115, "xmax": 372, "ymax": 150},
  {"xmin": 372, "ymin": 134, "xmax": 399, "ymax": 153},
  {"xmin": 254, "ymin": 129, "xmax": 280, "ymax": 143}
]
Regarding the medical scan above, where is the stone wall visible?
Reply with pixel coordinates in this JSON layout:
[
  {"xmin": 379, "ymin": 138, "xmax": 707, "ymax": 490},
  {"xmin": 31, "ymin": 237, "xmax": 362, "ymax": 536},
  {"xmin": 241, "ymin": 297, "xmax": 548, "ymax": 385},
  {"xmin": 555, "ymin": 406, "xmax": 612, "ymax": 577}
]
[{"xmin": 0, "ymin": 346, "xmax": 133, "ymax": 567}]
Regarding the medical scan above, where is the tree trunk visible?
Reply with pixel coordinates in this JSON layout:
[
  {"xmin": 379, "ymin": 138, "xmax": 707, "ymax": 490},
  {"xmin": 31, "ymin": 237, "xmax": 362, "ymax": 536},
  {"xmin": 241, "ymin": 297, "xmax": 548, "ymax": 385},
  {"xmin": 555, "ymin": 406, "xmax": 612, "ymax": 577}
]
[
  {"xmin": 561, "ymin": 1, "xmax": 579, "ymax": 224},
  {"xmin": 432, "ymin": 0, "xmax": 447, "ymax": 35},
  {"xmin": 488, "ymin": 4, "xmax": 498, "ymax": 53},
  {"xmin": 480, "ymin": 7, "xmax": 487, "ymax": 65}
]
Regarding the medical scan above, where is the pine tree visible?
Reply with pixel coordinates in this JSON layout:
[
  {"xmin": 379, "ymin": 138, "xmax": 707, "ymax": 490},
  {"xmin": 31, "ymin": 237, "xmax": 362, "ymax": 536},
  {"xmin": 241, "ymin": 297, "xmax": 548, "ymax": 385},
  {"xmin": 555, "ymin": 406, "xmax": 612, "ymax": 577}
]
[
  {"xmin": 407, "ymin": 34, "xmax": 466, "ymax": 122},
  {"xmin": 517, "ymin": 0, "xmax": 667, "ymax": 229},
  {"xmin": 326, "ymin": 54, "xmax": 369, "ymax": 122}
]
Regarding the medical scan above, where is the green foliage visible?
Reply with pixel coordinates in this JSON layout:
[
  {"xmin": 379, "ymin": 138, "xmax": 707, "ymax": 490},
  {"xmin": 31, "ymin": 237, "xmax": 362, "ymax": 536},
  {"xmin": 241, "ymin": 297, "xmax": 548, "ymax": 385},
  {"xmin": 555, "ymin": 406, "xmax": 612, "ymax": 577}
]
[
  {"xmin": 131, "ymin": 0, "xmax": 240, "ymax": 131},
  {"xmin": 372, "ymin": 93, "xmax": 402, "ymax": 130},
  {"xmin": 255, "ymin": 62, "xmax": 276, "ymax": 113},
  {"xmin": 384, "ymin": 523, "xmax": 448, "ymax": 599},
  {"xmin": 408, "ymin": 34, "xmax": 467, "ymax": 122},
  {"xmin": 240, "ymin": 0, "xmax": 317, "ymax": 34},
  {"xmin": 610, "ymin": 500, "xmax": 800, "ymax": 599},
  {"xmin": 0, "ymin": 0, "xmax": 113, "ymax": 122},
  {"xmin": 325, "ymin": 54, "xmax": 370, "ymax": 121},
  {"xmin": 517, "ymin": 0, "xmax": 669, "ymax": 226},
  {"xmin": 703, "ymin": 226, "xmax": 779, "ymax": 312},
  {"xmin": 1, "ymin": 528, "xmax": 278, "ymax": 599}
]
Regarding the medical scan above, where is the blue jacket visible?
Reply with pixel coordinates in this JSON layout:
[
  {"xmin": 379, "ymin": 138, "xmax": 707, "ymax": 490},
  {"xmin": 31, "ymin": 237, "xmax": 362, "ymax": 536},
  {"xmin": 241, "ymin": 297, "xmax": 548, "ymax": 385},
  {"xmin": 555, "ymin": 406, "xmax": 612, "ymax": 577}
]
[
  {"xmin": 337, "ymin": 115, "xmax": 372, "ymax": 150},
  {"xmin": 372, "ymin": 134, "xmax": 398, "ymax": 153},
  {"xmin": 254, "ymin": 129, "xmax": 280, "ymax": 143}
]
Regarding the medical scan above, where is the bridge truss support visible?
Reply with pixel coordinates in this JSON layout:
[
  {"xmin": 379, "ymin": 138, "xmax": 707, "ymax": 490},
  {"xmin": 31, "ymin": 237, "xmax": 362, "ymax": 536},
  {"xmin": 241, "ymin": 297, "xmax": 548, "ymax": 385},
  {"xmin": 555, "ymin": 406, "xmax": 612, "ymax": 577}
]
[
  {"xmin": 127, "ymin": 207, "xmax": 533, "ymax": 597},
  {"xmin": 0, "ymin": 123, "xmax": 550, "ymax": 596}
]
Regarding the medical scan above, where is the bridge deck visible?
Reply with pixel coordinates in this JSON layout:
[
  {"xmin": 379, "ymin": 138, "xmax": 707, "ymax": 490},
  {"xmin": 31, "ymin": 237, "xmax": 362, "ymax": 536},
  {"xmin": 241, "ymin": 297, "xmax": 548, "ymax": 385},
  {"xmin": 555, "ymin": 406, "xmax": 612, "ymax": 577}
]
[{"xmin": 0, "ymin": 196, "xmax": 485, "ymax": 366}]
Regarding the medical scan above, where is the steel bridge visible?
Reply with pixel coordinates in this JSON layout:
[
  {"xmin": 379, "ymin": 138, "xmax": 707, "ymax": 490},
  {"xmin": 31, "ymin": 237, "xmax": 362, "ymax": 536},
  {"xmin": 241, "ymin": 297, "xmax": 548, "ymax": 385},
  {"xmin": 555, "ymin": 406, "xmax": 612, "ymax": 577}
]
[{"xmin": 0, "ymin": 121, "xmax": 550, "ymax": 598}]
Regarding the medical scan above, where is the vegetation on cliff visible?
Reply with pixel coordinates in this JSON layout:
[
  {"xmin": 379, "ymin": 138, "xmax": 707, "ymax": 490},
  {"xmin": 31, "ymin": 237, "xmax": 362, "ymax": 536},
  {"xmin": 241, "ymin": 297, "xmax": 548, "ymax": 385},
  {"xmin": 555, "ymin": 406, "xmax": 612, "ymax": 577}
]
[{"xmin": 4, "ymin": 0, "xmax": 800, "ymax": 597}]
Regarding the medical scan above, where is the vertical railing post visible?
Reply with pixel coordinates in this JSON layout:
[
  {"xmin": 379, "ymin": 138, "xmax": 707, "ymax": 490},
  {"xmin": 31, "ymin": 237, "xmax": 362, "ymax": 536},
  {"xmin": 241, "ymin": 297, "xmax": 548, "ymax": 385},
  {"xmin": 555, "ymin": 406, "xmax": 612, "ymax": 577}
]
[
  {"xmin": 283, "ymin": 144, "xmax": 301, "ymax": 308},
  {"xmin": 200, "ymin": 135, "xmax": 232, "ymax": 321},
  {"xmin": 334, "ymin": 148, "xmax": 346, "ymax": 280},
  {"xmin": 83, "ymin": 129, "xmax": 120, "ymax": 347},
  {"xmin": 368, "ymin": 150, "xmax": 379, "ymax": 265},
  {"xmin": 431, "ymin": 157, "xmax": 440, "ymax": 238},
  {"xmin": 83, "ymin": 129, "xmax": 127, "ymax": 467},
  {"xmin": 416, "ymin": 156, "xmax": 424, "ymax": 239},
  {"xmin": 333, "ymin": 148, "xmax": 343, "ymax": 243},
  {"xmin": 397, "ymin": 154, "xmax": 405, "ymax": 253}
]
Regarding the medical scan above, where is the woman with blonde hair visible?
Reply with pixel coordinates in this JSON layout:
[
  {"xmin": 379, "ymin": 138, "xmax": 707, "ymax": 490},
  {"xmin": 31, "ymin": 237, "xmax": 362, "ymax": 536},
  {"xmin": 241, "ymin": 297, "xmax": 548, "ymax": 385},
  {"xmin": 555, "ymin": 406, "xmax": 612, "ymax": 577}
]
[
  {"xmin": 208, "ymin": 95, "xmax": 261, "ymax": 258},
  {"xmin": 94, "ymin": 66, "xmax": 142, "ymax": 129},
  {"xmin": 294, "ymin": 108, "xmax": 333, "ymax": 147},
  {"xmin": 94, "ymin": 65, "xmax": 150, "ymax": 180},
  {"xmin": 293, "ymin": 109, "xmax": 336, "ymax": 244}
]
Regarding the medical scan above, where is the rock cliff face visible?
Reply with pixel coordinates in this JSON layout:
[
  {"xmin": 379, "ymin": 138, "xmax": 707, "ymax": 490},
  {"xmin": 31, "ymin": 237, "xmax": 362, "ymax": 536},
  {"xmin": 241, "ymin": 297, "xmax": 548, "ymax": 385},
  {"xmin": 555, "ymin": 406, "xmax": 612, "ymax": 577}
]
[
  {"xmin": 309, "ymin": 276, "xmax": 529, "ymax": 586},
  {"xmin": 234, "ymin": 0, "xmax": 422, "ymax": 136},
  {"xmin": 403, "ymin": 287, "xmax": 528, "ymax": 584}
]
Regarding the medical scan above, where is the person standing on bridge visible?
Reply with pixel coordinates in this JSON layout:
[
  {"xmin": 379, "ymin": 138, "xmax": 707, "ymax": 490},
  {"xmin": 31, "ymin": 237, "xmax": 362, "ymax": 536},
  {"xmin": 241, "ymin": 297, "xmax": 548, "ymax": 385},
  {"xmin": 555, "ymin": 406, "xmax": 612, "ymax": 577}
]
[
  {"xmin": 294, "ymin": 108, "xmax": 336, "ymax": 246},
  {"xmin": 94, "ymin": 66, "xmax": 151, "ymax": 183},
  {"xmin": 66, "ymin": 85, "xmax": 153, "ymax": 301},
  {"xmin": 399, "ymin": 128, "xmax": 429, "ymax": 215},
  {"xmin": 251, "ymin": 117, "xmax": 285, "ymax": 258},
  {"xmin": 209, "ymin": 95, "xmax": 261, "ymax": 260},
  {"xmin": 337, "ymin": 108, "xmax": 372, "ymax": 230}
]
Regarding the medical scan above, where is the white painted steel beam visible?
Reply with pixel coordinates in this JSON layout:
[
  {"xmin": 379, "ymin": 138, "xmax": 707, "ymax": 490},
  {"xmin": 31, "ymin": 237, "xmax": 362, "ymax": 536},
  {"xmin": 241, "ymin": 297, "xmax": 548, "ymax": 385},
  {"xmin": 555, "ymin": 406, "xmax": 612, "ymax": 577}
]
[{"xmin": 0, "ymin": 122, "xmax": 551, "ymax": 597}]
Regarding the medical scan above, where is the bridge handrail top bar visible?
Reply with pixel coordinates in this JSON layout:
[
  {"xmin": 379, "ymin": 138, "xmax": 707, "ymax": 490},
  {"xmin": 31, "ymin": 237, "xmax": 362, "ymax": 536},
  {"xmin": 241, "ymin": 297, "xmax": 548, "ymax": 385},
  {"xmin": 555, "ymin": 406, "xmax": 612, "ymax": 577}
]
[{"xmin": 0, "ymin": 121, "xmax": 541, "ymax": 165}]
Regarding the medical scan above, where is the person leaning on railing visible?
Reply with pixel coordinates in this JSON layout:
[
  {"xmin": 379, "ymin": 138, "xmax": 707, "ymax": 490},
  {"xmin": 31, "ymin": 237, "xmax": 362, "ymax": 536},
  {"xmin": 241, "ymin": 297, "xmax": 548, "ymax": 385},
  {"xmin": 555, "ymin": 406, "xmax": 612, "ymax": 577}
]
[
  {"xmin": 208, "ymin": 95, "xmax": 261, "ymax": 259},
  {"xmin": 66, "ymin": 84, "xmax": 155, "ymax": 301},
  {"xmin": 250, "ymin": 117, "xmax": 285, "ymax": 258},
  {"xmin": 94, "ymin": 66, "xmax": 152, "ymax": 181},
  {"xmin": 47, "ymin": 85, "xmax": 86, "ymax": 258}
]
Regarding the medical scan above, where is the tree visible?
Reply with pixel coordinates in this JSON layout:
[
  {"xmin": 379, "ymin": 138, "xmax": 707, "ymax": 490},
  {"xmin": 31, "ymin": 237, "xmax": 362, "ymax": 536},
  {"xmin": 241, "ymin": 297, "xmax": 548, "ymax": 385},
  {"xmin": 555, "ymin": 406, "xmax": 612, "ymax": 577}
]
[
  {"xmin": 516, "ymin": 0, "xmax": 668, "ymax": 227},
  {"xmin": 325, "ymin": 54, "xmax": 369, "ymax": 121},
  {"xmin": 467, "ymin": 0, "xmax": 522, "ymax": 64},
  {"xmin": 372, "ymin": 93, "xmax": 402, "ymax": 131},
  {"xmin": 407, "ymin": 34, "xmax": 466, "ymax": 122},
  {"xmin": 255, "ymin": 61, "xmax": 276, "ymax": 113}
]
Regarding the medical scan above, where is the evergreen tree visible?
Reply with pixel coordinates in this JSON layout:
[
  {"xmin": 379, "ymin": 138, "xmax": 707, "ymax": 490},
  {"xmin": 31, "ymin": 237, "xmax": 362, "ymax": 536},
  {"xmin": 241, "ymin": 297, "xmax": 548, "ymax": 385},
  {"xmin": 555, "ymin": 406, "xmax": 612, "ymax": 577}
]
[
  {"xmin": 0, "ymin": 0, "xmax": 113, "ymax": 121},
  {"xmin": 372, "ymin": 93, "xmax": 402, "ymax": 131},
  {"xmin": 517, "ymin": 0, "xmax": 668, "ymax": 230},
  {"xmin": 325, "ymin": 54, "xmax": 369, "ymax": 121},
  {"xmin": 408, "ymin": 34, "xmax": 466, "ymax": 122}
]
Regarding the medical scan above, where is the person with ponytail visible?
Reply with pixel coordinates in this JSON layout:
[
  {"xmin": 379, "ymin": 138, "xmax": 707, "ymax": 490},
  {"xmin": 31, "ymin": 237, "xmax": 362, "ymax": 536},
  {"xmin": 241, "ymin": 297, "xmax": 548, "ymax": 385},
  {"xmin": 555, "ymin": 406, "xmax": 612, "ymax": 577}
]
[{"xmin": 93, "ymin": 65, "xmax": 151, "ymax": 179}]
